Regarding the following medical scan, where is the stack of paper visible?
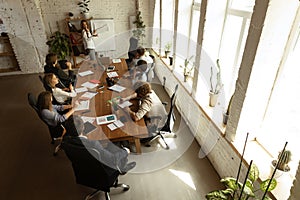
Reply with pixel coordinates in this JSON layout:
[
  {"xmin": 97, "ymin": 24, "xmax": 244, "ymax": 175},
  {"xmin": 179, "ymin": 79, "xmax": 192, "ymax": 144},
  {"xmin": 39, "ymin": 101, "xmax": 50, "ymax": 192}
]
[
  {"xmin": 108, "ymin": 84, "xmax": 126, "ymax": 92},
  {"xmin": 75, "ymin": 100, "xmax": 90, "ymax": 111},
  {"xmin": 107, "ymin": 71, "xmax": 119, "ymax": 78},
  {"xmin": 96, "ymin": 114, "xmax": 116, "ymax": 125},
  {"xmin": 80, "ymin": 92, "xmax": 97, "ymax": 100},
  {"xmin": 78, "ymin": 70, "xmax": 94, "ymax": 77},
  {"xmin": 107, "ymin": 120, "xmax": 124, "ymax": 131},
  {"xmin": 118, "ymin": 100, "xmax": 132, "ymax": 108},
  {"xmin": 75, "ymin": 87, "xmax": 88, "ymax": 93},
  {"xmin": 81, "ymin": 81, "xmax": 98, "ymax": 89},
  {"xmin": 81, "ymin": 116, "xmax": 96, "ymax": 124}
]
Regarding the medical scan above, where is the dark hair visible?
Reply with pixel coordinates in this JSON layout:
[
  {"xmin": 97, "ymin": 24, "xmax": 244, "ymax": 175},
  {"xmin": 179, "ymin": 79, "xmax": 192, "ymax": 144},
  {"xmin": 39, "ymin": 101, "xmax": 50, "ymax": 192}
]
[
  {"xmin": 45, "ymin": 53, "xmax": 57, "ymax": 66},
  {"xmin": 43, "ymin": 73, "xmax": 55, "ymax": 88},
  {"xmin": 136, "ymin": 46, "xmax": 146, "ymax": 56},
  {"xmin": 80, "ymin": 19, "xmax": 88, "ymax": 29},
  {"xmin": 37, "ymin": 91, "xmax": 52, "ymax": 111},
  {"xmin": 137, "ymin": 60, "xmax": 148, "ymax": 72},
  {"xmin": 73, "ymin": 115, "xmax": 84, "ymax": 136},
  {"xmin": 134, "ymin": 81, "xmax": 151, "ymax": 97}
]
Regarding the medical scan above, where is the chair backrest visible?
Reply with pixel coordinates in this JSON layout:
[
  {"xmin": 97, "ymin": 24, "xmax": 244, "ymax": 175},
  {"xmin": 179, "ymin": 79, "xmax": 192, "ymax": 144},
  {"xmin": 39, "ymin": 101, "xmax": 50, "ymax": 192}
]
[
  {"xmin": 61, "ymin": 140, "xmax": 120, "ymax": 191},
  {"xmin": 146, "ymin": 62, "xmax": 155, "ymax": 82},
  {"xmin": 27, "ymin": 93, "xmax": 63, "ymax": 140},
  {"xmin": 160, "ymin": 84, "xmax": 178, "ymax": 133}
]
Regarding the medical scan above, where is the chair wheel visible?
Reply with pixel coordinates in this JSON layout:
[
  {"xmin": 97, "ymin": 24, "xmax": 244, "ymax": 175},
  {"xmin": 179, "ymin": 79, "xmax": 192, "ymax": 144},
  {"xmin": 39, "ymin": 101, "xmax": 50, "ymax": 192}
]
[{"xmin": 123, "ymin": 185, "xmax": 130, "ymax": 191}]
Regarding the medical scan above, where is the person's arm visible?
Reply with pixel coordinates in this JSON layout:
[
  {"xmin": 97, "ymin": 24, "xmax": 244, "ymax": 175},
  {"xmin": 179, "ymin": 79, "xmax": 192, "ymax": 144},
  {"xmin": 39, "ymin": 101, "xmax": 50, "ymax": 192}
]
[
  {"xmin": 82, "ymin": 29, "xmax": 94, "ymax": 42},
  {"xmin": 128, "ymin": 97, "xmax": 153, "ymax": 122},
  {"xmin": 120, "ymin": 93, "xmax": 137, "ymax": 103},
  {"xmin": 54, "ymin": 87, "xmax": 77, "ymax": 98}
]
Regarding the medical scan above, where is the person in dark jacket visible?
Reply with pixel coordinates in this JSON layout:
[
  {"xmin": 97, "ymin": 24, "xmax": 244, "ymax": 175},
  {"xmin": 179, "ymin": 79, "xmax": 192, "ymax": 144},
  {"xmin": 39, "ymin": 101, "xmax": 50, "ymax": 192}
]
[
  {"xmin": 44, "ymin": 53, "xmax": 76, "ymax": 87},
  {"xmin": 63, "ymin": 115, "xmax": 136, "ymax": 174}
]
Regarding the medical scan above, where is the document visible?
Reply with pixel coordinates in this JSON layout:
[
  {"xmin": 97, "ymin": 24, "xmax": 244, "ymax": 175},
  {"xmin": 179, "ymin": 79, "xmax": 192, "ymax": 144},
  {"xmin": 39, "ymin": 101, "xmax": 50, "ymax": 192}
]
[
  {"xmin": 118, "ymin": 100, "xmax": 132, "ymax": 108},
  {"xmin": 80, "ymin": 91, "xmax": 97, "ymax": 100},
  {"xmin": 81, "ymin": 116, "xmax": 96, "ymax": 124},
  {"xmin": 75, "ymin": 87, "xmax": 88, "ymax": 93},
  {"xmin": 107, "ymin": 120, "xmax": 124, "ymax": 131},
  {"xmin": 74, "ymin": 100, "xmax": 90, "ymax": 111},
  {"xmin": 107, "ymin": 71, "xmax": 119, "ymax": 78},
  {"xmin": 108, "ymin": 84, "xmax": 126, "ymax": 92},
  {"xmin": 78, "ymin": 70, "xmax": 94, "ymax": 77},
  {"xmin": 96, "ymin": 114, "xmax": 117, "ymax": 125},
  {"xmin": 81, "ymin": 81, "xmax": 98, "ymax": 89},
  {"xmin": 112, "ymin": 58, "xmax": 121, "ymax": 63},
  {"xmin": 89, "ymin": 79, "xmax": 100, "ymax": 84}
]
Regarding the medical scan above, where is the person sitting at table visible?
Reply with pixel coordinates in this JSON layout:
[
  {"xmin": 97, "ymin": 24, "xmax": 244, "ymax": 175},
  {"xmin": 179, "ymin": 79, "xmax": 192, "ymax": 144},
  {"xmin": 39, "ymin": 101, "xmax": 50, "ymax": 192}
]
[
  {"xmin": 43, "ymin": 73, "xmax": 77, "ymax": 104},
  {"xmin": 63, "ymin": 115, "xmax": 136, "ymax": 174},
  {"xmin": 121, "ymin": 81, "xmax": 162, "ymax": 122},
  {"xmin": 131, "ymin": 60, "xmax": 148, "ymax": 85},
  {"xmin": 37, "ymin": 91, "xmax": 76, "ymax": 136},
  {"xmin": 133, "ymin": 46, "xmax": 153, "ymax": 66},
  {"xmin": 44, "ymin": 53, "xmax": 76, "ymax": 87}
]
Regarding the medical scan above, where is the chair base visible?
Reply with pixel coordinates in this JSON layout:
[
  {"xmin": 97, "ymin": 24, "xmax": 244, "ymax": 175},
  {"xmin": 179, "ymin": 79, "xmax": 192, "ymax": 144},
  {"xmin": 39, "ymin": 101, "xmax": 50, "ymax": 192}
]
[
  {"xmin": 84, "ymin": 183, "xmax": 130, "ymax": 200},
  {"xmin": 145, "ymin": 131, "xmax": 176, "ymax": 149}
]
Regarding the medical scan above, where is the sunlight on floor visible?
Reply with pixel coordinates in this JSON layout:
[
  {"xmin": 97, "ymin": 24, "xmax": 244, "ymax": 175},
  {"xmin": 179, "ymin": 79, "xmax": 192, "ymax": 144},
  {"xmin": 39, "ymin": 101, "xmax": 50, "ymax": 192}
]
[{"xmin": 169, "ymin": 169, "xmax": 196, "ymax": 190}]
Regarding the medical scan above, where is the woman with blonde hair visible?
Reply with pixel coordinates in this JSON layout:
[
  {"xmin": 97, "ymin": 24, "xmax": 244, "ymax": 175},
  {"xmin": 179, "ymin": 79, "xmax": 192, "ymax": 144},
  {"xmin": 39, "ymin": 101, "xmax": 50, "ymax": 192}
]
[{"xmin": 43, "ymin": 73, "xmax": 77, "ymax": 104}]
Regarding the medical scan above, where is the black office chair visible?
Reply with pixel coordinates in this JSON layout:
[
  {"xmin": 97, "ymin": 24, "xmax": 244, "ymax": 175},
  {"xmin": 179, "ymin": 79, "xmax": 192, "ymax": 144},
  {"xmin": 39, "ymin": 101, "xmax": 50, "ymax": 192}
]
[
  {"xmin": 61, "ymin": 141, "xmax": 130, "ymax": 200},
  {"xmin": 27, "ymin": 92, "xmax": 64, "ymax": 155},
  {"xmin": 144, "ymin": 84, "xmax": 179, "ymax": 149}
]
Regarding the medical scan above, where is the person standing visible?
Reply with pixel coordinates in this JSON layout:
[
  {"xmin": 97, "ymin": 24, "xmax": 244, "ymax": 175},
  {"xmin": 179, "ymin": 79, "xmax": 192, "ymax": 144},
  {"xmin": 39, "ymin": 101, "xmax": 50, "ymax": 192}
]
[{"xmin": 81, "ymin": 20, "xmax": 98, "ymax": 61}]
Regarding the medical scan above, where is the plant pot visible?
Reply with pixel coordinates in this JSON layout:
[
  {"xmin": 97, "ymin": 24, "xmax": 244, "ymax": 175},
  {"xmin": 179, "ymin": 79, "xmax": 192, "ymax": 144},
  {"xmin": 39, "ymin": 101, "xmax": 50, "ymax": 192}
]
[
  {"xmin": 184, "ymin": 74, "xmax": 188, "ymax": 82},
  {"xmin": 165, "ymin": 50, "xmax": 170, "ymax": 58},
  {"xmin": 223, "ymin": 112, "xmax": 229, "ymax": 125},
  {"xmin": 270, "ymin": 160, "xmax": 290, "ymax": 182},
  {"xmin": 209, "ymin": 92, "xmax": 218, "ymax": 107},
  {"xmin": 83, "ymin": 12, "xmax": 90, "ymax": 19},
  {"xmin": 169, "ymin": 56, "xmax": 173, "ymax": 65}
]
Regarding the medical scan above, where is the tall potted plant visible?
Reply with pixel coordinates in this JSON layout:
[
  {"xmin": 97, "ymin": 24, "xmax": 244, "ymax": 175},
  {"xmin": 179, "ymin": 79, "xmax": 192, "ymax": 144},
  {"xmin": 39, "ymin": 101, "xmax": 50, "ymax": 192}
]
[
  {"xmin": 180, "ymin": 55, "xmax": 194, "ymax": 82},
  {"xmin": 164, "ymin": 42, "xmax": 172, "ymax": 58},
  {"xmin": 223, "ymin": 94, "xmax": 233, "ymax": 125},
  {"xmin": 46, "ymin": 31, "xmax": 71, "ymax": 60},
  {"xmin": 209, "ymin": 59, "xmax": 223, "ymax": 107},
  {"xmin": 132, "ymin": 11, "xmax": 146, "ymax": 44}
]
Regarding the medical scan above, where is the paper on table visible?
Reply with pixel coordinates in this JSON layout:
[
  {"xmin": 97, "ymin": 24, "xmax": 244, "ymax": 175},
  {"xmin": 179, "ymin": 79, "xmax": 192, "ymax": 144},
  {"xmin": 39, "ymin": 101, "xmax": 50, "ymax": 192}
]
[
  {"xmin": 81, "ymin": 82, "xmax": 98, "ymax": 89},
  {"xmin": 74, "ymin": 100, "xmax": 90, "ymax": 111},
  {"xmin": 107, "ymin": 71, "xmax": 119, "ymax": 78},
  {"xmin": 75, "ymin": 87, "xmax": 88, "ymax": 93},
  {"xmin": 81, "ymin": 116, "xmax": 96, "ymax": 124},
  {"xmin": 107, "ymin": 120, "xmax": 124, "ymax": 131},
  {"xmin": 80, "ymin": 92, "xmax": 97, "ymax": 99},
  {"xmin": 96, "ymin": 114, "xmax": 116, "ymax": 125},
  {"xmin": 112, "ymin": 58, "xmax": 121, "ymax": 63},
  {"xmin": 78, "ymin": 70, "xmax": 94, "ymax": 77},
  {"xmin": 118, "ymin": 100, "xmax": 132, "ymax": 108},
  {"xmin": 108, "ymin": 84, "xmax": 126, "ymax": 92}
]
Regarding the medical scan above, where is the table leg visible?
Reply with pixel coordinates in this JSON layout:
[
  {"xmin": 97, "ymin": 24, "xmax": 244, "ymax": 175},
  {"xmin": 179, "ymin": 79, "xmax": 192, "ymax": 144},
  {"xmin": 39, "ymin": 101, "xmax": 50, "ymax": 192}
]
[{"xmin": 134, "ymin": 138, "xmax": 141, "ymax": 154}]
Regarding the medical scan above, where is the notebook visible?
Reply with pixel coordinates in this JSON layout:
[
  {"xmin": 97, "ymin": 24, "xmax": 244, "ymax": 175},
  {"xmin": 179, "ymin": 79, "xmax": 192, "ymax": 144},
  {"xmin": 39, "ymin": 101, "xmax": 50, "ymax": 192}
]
[{"xmin": 83, "ymin": 121, "xmax": 97, "ymax": 135}]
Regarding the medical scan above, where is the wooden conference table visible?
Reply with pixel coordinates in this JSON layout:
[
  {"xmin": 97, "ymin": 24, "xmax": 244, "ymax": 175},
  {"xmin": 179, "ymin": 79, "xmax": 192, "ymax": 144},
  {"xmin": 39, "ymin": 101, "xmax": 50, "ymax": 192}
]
[{"xmin": 74, "ymin": 58, "xmax": 148, "ymax": 153}]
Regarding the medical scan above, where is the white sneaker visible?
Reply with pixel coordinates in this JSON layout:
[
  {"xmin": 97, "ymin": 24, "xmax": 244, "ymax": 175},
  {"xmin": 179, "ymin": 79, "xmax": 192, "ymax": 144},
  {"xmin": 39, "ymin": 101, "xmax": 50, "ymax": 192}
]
[
  {"xmin": 158, "ymin": 137, "xmax": 167, "ymax": 149},
  {"xmin": 160, "ymin": 131, "xmax": 176, "ymax": 138}
]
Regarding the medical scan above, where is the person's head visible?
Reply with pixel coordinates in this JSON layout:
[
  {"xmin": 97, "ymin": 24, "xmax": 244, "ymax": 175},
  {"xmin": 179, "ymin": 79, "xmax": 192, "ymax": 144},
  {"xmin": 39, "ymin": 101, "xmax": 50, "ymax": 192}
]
[
  {"xmin": 45, "ymin": 53, "xmax": 58, "ymax": 66},
  {"xmin": 137, "ymin": 60, "xmax": 148, "ymax": 73},
  {"xmin": 72, "ymin": 115, "xmax": 85, "ymax": 136},
  {"xmin": 81, "ymin": 20, "xmax": 88, "ymax": 30},
  {"xmin": 134, "ymin": 81, "xmax": 151, "ymax": 98},
  {"xmin": 43, "ymin": 73, "xmax": 59, "ymax": 88},
  {"xmin": 136, "ymin": 46, "xmax": 146, "ymax": 57},
  {"xmin": 37, "ymin": 91, "xmax": 52, "ymax": 111}
]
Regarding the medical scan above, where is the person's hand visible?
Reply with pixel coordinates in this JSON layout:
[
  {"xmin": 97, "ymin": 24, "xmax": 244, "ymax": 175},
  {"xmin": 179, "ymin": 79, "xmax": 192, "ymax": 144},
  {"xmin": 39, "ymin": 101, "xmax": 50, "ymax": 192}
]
[
  {"xmin": 63, "ymin": 104, "xmax": 73, "ymax": 110},
  {"xmin": 119, "ymin": 98, "xmax": 125, "ymax": 104},
  {"xmin": 93, "ymin": 30, "xmax": 98, "ymax": 37},
  {"xmin": 69, "ymin": 84, "xmax": 73, "ymax": 91},
  {"xmin": 66, "ymin": 61, "xmax": 72, "ymax": 70}
]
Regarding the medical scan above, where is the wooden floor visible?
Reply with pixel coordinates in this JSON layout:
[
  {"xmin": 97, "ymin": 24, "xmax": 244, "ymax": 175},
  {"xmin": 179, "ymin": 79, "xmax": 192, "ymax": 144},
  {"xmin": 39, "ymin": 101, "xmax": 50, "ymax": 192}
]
[{"xmin": 0, "ymin": 73, "xmax": 222, "ymax": 200}]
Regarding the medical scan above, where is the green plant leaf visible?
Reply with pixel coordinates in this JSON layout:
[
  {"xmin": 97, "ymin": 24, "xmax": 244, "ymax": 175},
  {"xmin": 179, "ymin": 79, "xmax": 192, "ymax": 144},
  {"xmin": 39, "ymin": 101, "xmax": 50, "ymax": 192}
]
[
  {"xmin": 205, "ymin": 190, "xmax": 229, "ymax": 200},
  {"xmin": 249, "ymin": 164, "xmax": 259, "ymax": 183},
  {"xmin": 221, "ymin": 177, "xmax": 240, "ymax": 190},
  {"xmin": 260, "ymin": 179, "xmax": 277, "ymax": 192}
]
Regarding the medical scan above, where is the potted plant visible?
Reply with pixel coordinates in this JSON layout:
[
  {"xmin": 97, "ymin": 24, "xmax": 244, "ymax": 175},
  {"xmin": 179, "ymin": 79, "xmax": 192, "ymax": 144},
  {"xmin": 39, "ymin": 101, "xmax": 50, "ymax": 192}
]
[
  {"xmin": 270, "ymin": 150, "xmax": 292, "ymax": 181},
  {"xmin": 46, "ymin": 31, "xmax": 71, "ymax": 60},
  {"xmin": 206, "ymin": 163, "xmax": 277, "ymax": 200},
  {"xmin": 180, "ymin": 55, "xmax": 194, "ymax": 82},
  {"xmin": 164, "ymin": 42, "xmax": 172, "ymax": 58},
  {"xmin": 223, "ymin": 94, "xmax": 233, "ymax": 125},
  {"xmin": 132, "ymin": 11, "xmax": 146, "ymax": 44},
  {"xmin": 209, "ymin": 59, "xmax": 223, "ymax": 107},
  {"xmin": 78, "ymin": 0, "xmax": 90, "ymax": 19}
]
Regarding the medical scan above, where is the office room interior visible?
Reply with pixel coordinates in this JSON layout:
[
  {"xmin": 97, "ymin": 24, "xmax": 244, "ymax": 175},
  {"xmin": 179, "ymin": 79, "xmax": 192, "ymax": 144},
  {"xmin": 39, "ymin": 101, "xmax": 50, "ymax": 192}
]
[{"xmin": 0, "ymin": 0, "xmax": 300, "ymax": 199}]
